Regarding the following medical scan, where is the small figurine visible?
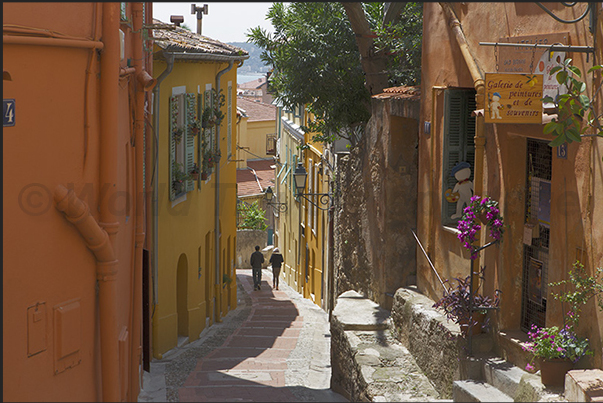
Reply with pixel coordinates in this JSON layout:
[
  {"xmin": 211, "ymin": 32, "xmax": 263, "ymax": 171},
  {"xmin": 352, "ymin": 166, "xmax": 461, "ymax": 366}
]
[
  {"xmin": 450, "ymin": 161, "xmax": 473, "ymax": 219},
  {"xmin": 489, "ymin": 92, "xmax": 502, "ymax": 120}
]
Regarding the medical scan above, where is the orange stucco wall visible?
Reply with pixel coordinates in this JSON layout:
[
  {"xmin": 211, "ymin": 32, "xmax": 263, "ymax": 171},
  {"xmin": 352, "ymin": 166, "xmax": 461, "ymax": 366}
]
[
  {"xmin": 419, "ymin": 2, "xmax": 603, "ymax": 368},
  {"xmin": 3, "ymin": 3, "xmax": 152, "ymax": 400}
]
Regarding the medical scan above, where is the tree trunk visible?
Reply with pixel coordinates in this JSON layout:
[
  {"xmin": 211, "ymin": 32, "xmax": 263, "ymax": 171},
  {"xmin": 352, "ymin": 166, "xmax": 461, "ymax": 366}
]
[{"xmin": 341, "ymin": 2, "xmax": 390, "ymax": 96}]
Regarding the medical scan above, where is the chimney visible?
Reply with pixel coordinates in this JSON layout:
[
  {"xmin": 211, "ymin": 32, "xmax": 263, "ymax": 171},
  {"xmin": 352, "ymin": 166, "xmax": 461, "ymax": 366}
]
[
  {"xmin": 191, "ymin": 4, "xmax": 209, "ymax": 35},
  {"xmin": 170, "ymin": 15, "xmax": 184, "ymax": 26}
]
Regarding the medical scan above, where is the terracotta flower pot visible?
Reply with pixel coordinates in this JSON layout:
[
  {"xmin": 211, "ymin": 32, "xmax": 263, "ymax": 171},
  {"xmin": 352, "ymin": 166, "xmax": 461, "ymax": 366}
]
[
  {"xmin": 201, "ymin": 172, "xmax": 208, "ymax": 180},
  {"xmin": 538, "ymin": 358, "xmax": 574, "ymax": 387},
  {"xmin": 191, "ymin": 173, "xmax": 199, "ymax": 180}
]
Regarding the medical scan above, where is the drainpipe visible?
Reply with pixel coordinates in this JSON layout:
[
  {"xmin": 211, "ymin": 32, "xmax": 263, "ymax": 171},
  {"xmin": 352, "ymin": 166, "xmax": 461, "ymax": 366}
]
[
  {"xmin": 214, "ymin": 60, "xmax": 234, "ymax": 323},
  {"xmin": 440, "ymin": 2, "xmax": 487, "ymax": 353},
  {"xmin": 151, "ymin": 51, "xmax": 174, "ymax": 320},
  {"xmin": 130, "ymin": 2, "xmax": 154, "ymax": 399},
  {"xmin": 95, "ymin": 3, "xmax": 122, "ymax": 401},
  {"xmin": 439, "ymin": 3, "xmax": 485, "ymax": 194}
]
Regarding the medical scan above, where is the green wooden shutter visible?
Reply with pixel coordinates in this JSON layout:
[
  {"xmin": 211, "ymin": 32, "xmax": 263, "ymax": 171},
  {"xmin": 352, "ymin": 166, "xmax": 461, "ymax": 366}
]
[
  {"xmin": 210, "ymin": 89, "xmax": 216, "ymax": 174},
  {"xmin": 203, "ymin": 89, "xmax": 213, "ymax": 175},
  {"xmin": 227, "ymin": 83, "xmax": 232, "ymax": 159},
  {"xmin": 169, "ymin": 95, "xmax": 178, "ymax": 201},
  {"xmin": 442, "ymin": 89, "xmax": 476, "ymax": 226},
  {"xmin": 197, "ymin": 93, "xmax": 203, "ymax": 188},
  {"xmin": 185, "ymin": 93, "xmax": 197, "ymax": 192}
]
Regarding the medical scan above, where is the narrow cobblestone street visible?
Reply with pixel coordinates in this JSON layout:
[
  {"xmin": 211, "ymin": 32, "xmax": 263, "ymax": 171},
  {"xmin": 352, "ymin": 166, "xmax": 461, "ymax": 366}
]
[{"xmin": 138, "ymin": 268, "xmax": 348, "ymax": 402}]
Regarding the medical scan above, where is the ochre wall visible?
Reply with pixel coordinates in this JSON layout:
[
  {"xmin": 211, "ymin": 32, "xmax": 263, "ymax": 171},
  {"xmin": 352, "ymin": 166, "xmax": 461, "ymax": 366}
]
[{"xmin": 152, "ymin": 59, "xmax": 239, "ymax": 357}]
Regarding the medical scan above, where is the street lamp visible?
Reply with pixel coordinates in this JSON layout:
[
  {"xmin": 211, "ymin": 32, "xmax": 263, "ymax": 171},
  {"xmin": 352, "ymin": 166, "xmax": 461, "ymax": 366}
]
[
  {"xmin": 292, "ymin": 162, "xmax": 333, "ymax": 211},
  {"xmin": 264, "ymin": 186, "xmax": 287, "ymax": 212}
]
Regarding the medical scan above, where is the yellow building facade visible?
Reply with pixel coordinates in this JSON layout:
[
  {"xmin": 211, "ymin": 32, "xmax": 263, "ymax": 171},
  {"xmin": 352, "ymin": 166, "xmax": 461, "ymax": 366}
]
[
  {"xmin": 150, "ymin": 21, "xmax": 248, "ymax": 357},
  {"xmin": 235, "ymin": 96, "xmax": 277, "ymax": 169},
  {"xmin": 274, "ymin": 105, "xmax": 332, "ymax": 308}
]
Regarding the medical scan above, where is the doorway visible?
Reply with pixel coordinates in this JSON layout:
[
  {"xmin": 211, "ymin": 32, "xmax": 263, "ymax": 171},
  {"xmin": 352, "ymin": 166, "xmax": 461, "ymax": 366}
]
[
  {"xmin": 520, "ymin": 138, "xmax": 552, "ymax": 332},
  {"xmin": 176, "ymin": 253, "xmax": 188, "ymax": 337}
]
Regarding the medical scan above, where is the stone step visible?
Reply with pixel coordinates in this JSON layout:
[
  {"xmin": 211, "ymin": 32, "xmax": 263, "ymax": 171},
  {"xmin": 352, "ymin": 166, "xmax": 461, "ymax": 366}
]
[
  {"xmin": 453, "ymin": 379, "xmax": 514, "ymax": 402},
  {"xmin": 483, "ymin": 357, "xmax": 527, "ymax": 398}
]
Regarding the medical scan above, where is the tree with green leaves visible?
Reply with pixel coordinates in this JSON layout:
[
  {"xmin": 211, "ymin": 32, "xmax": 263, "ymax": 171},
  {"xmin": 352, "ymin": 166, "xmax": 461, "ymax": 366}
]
[
  {"xmin": 247, "ymin": 2, "xmax": 422, "ymax": 147},
  {"xmin": 237, "ymin": 200, "xmax": 268, "ymax": 231},
  {"xmin": 543, "ymin": 59, "xmax": 603, "ymax": 148}
]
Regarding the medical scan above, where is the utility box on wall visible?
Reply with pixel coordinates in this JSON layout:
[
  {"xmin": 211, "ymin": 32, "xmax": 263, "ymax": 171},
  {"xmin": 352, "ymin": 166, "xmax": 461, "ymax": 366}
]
[
  {"xmin": 27, "ymin": 302, "xmax": 47, "ymax": 357},
  {"xmin": 53, "ymin": 299, "xmax": 82, "ymax": 374}
]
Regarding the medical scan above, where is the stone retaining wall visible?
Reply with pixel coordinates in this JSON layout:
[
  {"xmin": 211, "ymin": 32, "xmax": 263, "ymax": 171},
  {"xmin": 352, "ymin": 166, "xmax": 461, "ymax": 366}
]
[
  {"xmin": 236, "ymin": 229, "xmax": 269, "ymax": 269},
  {"xmin": 330, "ymin": 287, "xmax": 468, "ymax": 400},
  {"xmin": 389, "ymin": 286, "xmax": 465, "ymax": 398}
]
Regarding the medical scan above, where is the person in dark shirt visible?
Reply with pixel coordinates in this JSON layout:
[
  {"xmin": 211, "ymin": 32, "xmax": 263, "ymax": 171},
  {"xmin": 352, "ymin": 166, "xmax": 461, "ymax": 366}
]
[
  {"xmin": 269, "ymin": 248, "xmax": 284, "ymax": 290},
  {"xmin": 250, "ymin": 245, "xmax": 265, "ymax": 291}
]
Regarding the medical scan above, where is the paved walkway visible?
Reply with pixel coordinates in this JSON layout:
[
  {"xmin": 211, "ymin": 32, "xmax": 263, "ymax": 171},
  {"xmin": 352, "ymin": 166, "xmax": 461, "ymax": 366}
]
[{"xmin": 139, "ymin": 268, "xmax": 347, "ymax": 402}]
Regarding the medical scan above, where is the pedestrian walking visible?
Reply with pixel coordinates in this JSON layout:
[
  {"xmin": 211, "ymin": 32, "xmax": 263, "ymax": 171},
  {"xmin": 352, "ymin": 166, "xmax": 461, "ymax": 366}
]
[
  {"xmin": 250, "ymin": 245, "xmax": 264, "ymax": 290},
  {"xmin": 269, "ymin": 248, "xmax": 284, "ymax": 290}
]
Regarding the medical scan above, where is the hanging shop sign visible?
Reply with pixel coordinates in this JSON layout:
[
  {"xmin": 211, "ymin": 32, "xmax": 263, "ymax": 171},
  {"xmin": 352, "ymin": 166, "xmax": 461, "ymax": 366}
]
[
  {"xmin": 485, "ymin": 73, "xmax": 543, "ymax": 124},
  {"xmin": 497, "ymin": 32, "xmax": 569, "ymax": 73}
]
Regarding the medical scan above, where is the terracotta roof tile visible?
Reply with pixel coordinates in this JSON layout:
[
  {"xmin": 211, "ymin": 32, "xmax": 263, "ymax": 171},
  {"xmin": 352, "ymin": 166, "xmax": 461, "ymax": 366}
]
[
  {"xmin": 239, "ymin": 77, "xmax": 267, "ymax": 89},
  {"xmin": 152, "ymin": 19, "xmax": 247, "ymax": 57},
  {"xmin": 374, "ymin": 85, "xmax": 421, "ymax": 100},
  {"xmin": 236, "ymin": 159, "xmax": 275, "ymax": 197},
  {"xmin": 237, "ymin": 97, "xmax": 276, "ymax": 122}
]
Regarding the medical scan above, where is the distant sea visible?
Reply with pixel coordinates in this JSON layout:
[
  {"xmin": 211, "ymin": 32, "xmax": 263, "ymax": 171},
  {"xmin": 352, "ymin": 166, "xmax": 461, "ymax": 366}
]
[{"xmin": 237, "ymin": 72, "xmax": 266, "ymax": 84}]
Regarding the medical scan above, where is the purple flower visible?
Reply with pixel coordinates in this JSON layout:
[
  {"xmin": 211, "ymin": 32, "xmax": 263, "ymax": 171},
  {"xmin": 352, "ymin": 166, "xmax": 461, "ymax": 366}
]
[{"xmin": 525, "ymin": 363, "xmax": 535, "ymax": 372}]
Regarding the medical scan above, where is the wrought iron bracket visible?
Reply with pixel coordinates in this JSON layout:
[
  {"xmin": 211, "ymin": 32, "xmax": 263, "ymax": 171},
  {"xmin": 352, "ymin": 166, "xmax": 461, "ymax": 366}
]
[
  {"xmin": 267, "ymin": 201, "xmax": 287, "ymax": 213},
  {"xmin": 295, "ymin": 192, "xmax": 333, "ymax": 211}
]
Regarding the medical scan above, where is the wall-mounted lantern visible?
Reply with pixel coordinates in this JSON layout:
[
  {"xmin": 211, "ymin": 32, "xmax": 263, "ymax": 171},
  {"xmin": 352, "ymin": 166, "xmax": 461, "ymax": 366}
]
[
  {"xmin": 293, "ymin": 162, "xmax": 333, "ymax": 211},
  {"xmin": 264, "ymin": 186, "xmax": 287, "ymax": 213}
]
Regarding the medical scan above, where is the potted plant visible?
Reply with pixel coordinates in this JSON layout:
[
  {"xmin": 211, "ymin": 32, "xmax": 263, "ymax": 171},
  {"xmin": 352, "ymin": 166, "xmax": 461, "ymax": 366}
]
[
  {"xmin": 189, "ymin": 119, "xmax": 201, "ymax": 136},
  {"xmin": 172, "ymin": 126, "xmax": 184, "ymax": 144},
  {"xmin": 201, "ymin": 106, "xmax": 214, "ymax": 129},
  {"xmin": 523, "ymin": 324, "xmax": 591, "ymax": 387},
  {"xmin": 189, "ymin": 163, "xmax": 200, "ymax": 180},
  {"xmin": 433, "ymin": 266, "xmax": 500, "ymax": 336},
  {"xmin": 523, "ymin": 260, "xmax": 603, "ymax": 386},
  {"xmin": 172, "ymin": 162, "xmax": 190, "ymax": 194}
]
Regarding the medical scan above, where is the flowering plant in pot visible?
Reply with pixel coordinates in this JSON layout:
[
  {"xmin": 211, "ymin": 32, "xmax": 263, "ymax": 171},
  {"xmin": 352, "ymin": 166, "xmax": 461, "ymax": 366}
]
[
  {"xmin": 523, "ymin": 260, "xmax": 603, "ymax": 386},
  {"xmin": 172, "ymin": 126, "xmax": 184, "ymax": 144},
  {"xmin": 172, "ymin": 162, "xmax": 191, "ymax": 193},
  {"xmin": 457, "ymin": 195, "xmax": 504, "ymax": 260},
  {"xmin": 189, "ymin": 119, "xmax": 201, "ymax": 136},
  {"xmin": 189, "ymin": 163, "xmax": 200, "ymax": 180},
  {"xmin": 433, "ymin": 266, "xmax": 500, "ymax": 336}
]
